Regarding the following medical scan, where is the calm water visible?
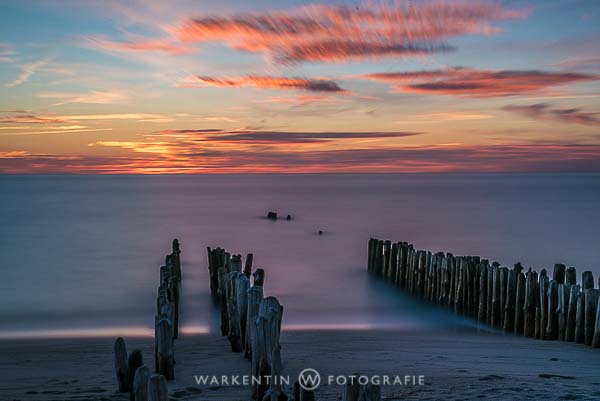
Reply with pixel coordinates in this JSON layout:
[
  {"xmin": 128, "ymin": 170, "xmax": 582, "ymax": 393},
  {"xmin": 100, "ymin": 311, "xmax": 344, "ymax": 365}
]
[{"xmin": 0, "ymin": 174, "xmax": 599, "ymax": 338}]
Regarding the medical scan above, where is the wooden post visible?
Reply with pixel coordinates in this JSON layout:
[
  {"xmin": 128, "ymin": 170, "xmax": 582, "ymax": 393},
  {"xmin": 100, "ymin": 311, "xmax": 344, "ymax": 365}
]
[
  {"xmin": 566, "ymin": 267, "xmax": 577, "ymax": 286},
  {"xmin": 236, "ymin": 274, "xmax": 251, "ymax": 349},
  {"xmin": 503, "ymin": 269, "xmax": 516, "ymax": 332},
  {"xmin": 582, "ymin": 271, "xmax": 594, "ymax": 291},
  {"xmin": 486, "ymin": 264, "xmax": 494, "ymax": 324},
  {"xmin": 565, "ymin": 284, "xmax": 580, "ymax": 342},
  {"xmin": 524, "ymin": 270, "xmax": 537, "ymax": 338},
  {"xmin": 244, "ymin": 253, "xmax": 253, "ymax": 278},
  {"xmin": 227, "ymin": 271, "xmax": 243, "ymax": 352},
  {"xmin": 218, "ymin": 266, "xmax": 229, "ymax": 336},
  {"xmin": 128, "ymin": 350, "xmax": 143, "ymax": 400},
  {"xmin": 263, "ymin": 345, "xmax": 285, "ymax": 401},
  {"xmin": 592, "ymin": 292, "xmax": 600, "ymax": 348},
  {"xmin": 478, "ymin": 264, "xmax": 487, "ymax": 324},
  {"xmin": 557, "ymin": 284, "xmax": 567, "ymax": 341},
  {"xmin": 552, "ymin": 263, "xmax": 566, "ymax": 284},
  {"xmin": 207, "ymin": 247, "xmax": 220, "ymax": 302},
  {"xmin": 231, "ymin": 254, "xmax": 242, "ymax": 273},
  {"xmin": 148, "ymin": 374, "xmax": 169, "ymax": 401},
  {"xmin": 575, "ymin": 291, "xmax": 586, "ymax": 344},
  {"xmin": 491, "ymin": 266, "xmax": 501, "ymax": 327},
  {"xmin": 133, "ymin": 365, "xmax": 150, "ymax": 401},
  {"xmin": 245, "ymin": 285, "xmax": 264, "ymax": 359},
  {"xmin": 499, "ymin": 267, "xmax": 508, "ymax": 326},
  {"xmin": 253, "ymin": 268, "xmax": 265, "ymax": 287},
  {"xmin": 584, "ymin": 289, "xmax": 599, "ymax": 346},
  {"xmin": 114, "ymin": 337, "xmax": 129, "ymax": 392},
  {"xmin": 538, "ymin": 272, "xmax": 549, "ymax": 339},
  {"xmin": 157, "ymin": 318, "xmax": 174, "ymax": 380},
  {"xmin": 514, "ymin": 271, "xmax": 525, "ymax": 335},
  {"xmin": 251, "ymin": 296, "xmax": 283, "ymax": 401},
  {"xmin": 367, "ymin": 238, "xmax": 374, "ymax": 273},
  {"xmin": 382, "ymin": 240, "xmax": 391, "ymax": 279},
  {"xmin": 388, "ymin": 242, "xmax": 398, "ymax": 284},
  {"xmin": 545, "ymin": 280, "xmax": 558, "ymax": 340}
]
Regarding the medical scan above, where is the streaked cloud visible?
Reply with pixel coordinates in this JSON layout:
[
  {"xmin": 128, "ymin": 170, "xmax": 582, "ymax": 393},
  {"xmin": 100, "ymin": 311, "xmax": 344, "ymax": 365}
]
[
  {"xmin": 87, "ymin": 37, "xmax": 193, "ymax": 55},
  {"xmin": 0, "ymin": 114, "xmax": 67, "ymax": 124},
  {"xmin": 358, "ymin": 68, "xmax": 598, "ymax": 97},
  {"xmin": 3, "ymin": 143, "xmax": 599, "ymax": 174},
  {"xmin": 189, "ymin": 76, "xmax": 347, "ymax": 93},
  {"xmin": 503, "ymin": 103, "xmax": 600, "ymax": 126},
  {"xmin": 150, "ymin": 129, "xmax": 420, "ymax": 144},
  {"xmin": 37, "ymin": 91, "xmax": 129, "ymax": 105},
  {"xmin": 170, "ymin": 1, "xmax": 526, "ymax": 63},
  {"xmin": 6, "ymin": 59, "xmax": 49, "ymax": 87}
]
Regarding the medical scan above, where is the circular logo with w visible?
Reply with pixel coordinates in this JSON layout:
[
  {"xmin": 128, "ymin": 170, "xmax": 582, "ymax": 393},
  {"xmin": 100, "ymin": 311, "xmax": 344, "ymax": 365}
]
[{"xmin": 298, "ymin": 368, "xmax": 321, "ymax": 391}]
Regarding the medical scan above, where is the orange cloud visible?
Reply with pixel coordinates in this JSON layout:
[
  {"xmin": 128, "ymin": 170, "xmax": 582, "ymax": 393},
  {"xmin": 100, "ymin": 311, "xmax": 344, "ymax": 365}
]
[
  {"xmin": 503, "ymin": 103, "xmax": 600, "ymax": 126},
  {"xmin": 191, "ymin": 76, "xmax": 347, "ymax": 93},
  {"xmin": 359, "ymin": 68, "xmax": 598, "ymax": 97},
  {"xmin": 3, "ymin": 144, "xmax": 600, "ymax": 174},
  {"xmin": 169, "ymin": 1, "xmax": 526, "ymax": 63}
]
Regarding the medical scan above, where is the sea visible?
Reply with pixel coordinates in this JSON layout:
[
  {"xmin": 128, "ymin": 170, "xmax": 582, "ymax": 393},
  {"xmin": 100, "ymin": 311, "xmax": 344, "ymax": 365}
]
[{"xmin": 1, "ymin": 174, "xmax": 598, "ymax": 338}]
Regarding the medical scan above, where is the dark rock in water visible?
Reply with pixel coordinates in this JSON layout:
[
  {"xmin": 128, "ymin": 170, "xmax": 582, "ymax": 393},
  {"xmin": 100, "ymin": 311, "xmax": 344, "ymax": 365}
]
[
  {"xmin": 318, "ymin": 230, "xmax": 323, "ymax": 236},
  {"xmin": 286, "ymin": 214, "xmax": 291, "ymax": 221},
  {"xmin": 267, "ymin": 211, "xmax": 277, "ymax": 220}
]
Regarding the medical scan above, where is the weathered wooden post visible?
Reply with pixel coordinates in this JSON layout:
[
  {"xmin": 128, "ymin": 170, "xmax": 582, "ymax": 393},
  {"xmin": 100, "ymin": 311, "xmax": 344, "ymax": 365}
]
[
  {"xmin": 499, "ymin": 267, "xmax": 508, "ymax": 325},
  {"xmin": 557, "ymin": 284, "xmax": 567, "ymax": 341},
  {"xmin": 584, "ymin": 289, "xmax": 599, "ymax": 346},
  {"xmin": 593, "ymin": 293, "xmax": 600, "ymax": 348},
  {"xmin": 236, "ymin": 274, "xmax": 251, "ymax": 349},
  {"xmin": 133, "ymin": 365, "xmax": 150, "ymax": 401},
  {"xmin": 148, "ymin": 374, "xmax": 169, "ymax": 401},
  {"xmin": 575, "ymin": 291, "xmax": 586, "ymax": 344},
  {"xmin": 503, "ymin": 269, "xmax": 516, "ymax": 332},
  {"xmin": 207, "ymin": 247, "xmax": 220, "ymax": 301},
  {"xmin": 157, "ymin": 318, "xmax": 174, "ymax": 380},
  {"xmin": 171, "ymin": 238, "xmax": 181, "ymax": 282},
  {"xmin": 244, "ymin": 253, "xmax": 253, "ymax": 278},
  {"xmin": 582, "ymin": 271, "xmax": 594, "ymax": 291},
  {"xmin": 565, "ymin": 284, "xmax": 580, "ymax": 342},
  {"xmin": 553, "ymin": 264, "xmax": 566, "ymax": 285},
  {"xmin": 566, "ymin": 267, "xmax": 577, "ymax": 286},
  {"xmin": 491, "ymin": 266, "xmax": 502, "ymax": 328},
  {"xmin": 251, "ymin": 296, "xmax": 283, "ymax": 401},
  {"xmin": 231, "ymin": 254, "xmax": 243, "ymax": 272},
  {"xmin": 478, "ymin": 264, "xmax": 487, "ymax": 325},
  {"xmin": 514, "ymin": 271, "xmax": 525, "ymax": 335},
  {"xmin": 382, "ymin": 240, "xmax": 391, "ymax": 279},
  {"xmin": 538, "ymin": 272, "xmax": 549, "ymax": 339},
  {"xmin": 263, "ymin": 345, "xmax": 286, "ymax": 401},
  {"xmin": 545, "ymin": 280, "xmax": 558, "ymax": 340},
  {"xmin": 524, "ymin": 270, "xmax": 537, "ymax": 337},
  {"xmin": 388, "ymin": 242, "xmax": 398, "ymax": 284},
  {"xmin": 227, "ymin": 271, "xmax": 243, "ymax": 352},
  {"xmin": 114, "ymin": 337, "xmax": 129, "ymax": 392},
  {"xmin": 128, "ymin": 350, "xmax": 143, "ymax": 401},
  {"xmin": 218, "ymin": 265, "xmax": 229, "ymax": 336},
  {"xmin": 245, "ymin": 285, "xmax": 264, "ymax": 359},
  {"xmin": 253, "ymin": 268, "xmax": 265, "ymax": 287},
  {"xmin": 486, "ymin": 264, "xmax": 495, "ymax": 324}
]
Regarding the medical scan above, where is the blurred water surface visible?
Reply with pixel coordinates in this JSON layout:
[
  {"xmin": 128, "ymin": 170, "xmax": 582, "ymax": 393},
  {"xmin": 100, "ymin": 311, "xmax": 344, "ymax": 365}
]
[{"xmin": 0, "ymin": 174, "xmax": 598, "ymax": 338}]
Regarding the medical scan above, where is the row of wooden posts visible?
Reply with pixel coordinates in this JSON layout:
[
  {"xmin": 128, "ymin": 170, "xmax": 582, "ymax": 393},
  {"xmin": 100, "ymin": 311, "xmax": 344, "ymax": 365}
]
[
  {"xmin": 367, "ymin": 238, "xmax": 600, "ymax": 348},
  {"xmin": 113, "ymin": 239, "xmax": 182, "ymax": 401},
  {"xmin": 207, "ymin": 246, "xmax": 290, "ymax": 401},
  {"xmin": 207, "ymin": 247, "xmax": 383, "ymax": 401}
]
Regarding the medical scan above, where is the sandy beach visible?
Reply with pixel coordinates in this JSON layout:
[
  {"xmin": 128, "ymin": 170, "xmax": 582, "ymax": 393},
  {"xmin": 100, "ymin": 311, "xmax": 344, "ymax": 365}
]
[{"xmin": 1, "ymin": 327, "xmax": 599, "ymax": 401}]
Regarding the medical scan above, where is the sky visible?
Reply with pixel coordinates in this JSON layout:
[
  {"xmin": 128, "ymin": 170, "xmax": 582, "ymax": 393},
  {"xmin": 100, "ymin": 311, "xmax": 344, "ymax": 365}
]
[{"xmin": 0, "ymin": 0, "xmax": 599, "ymax": 173}]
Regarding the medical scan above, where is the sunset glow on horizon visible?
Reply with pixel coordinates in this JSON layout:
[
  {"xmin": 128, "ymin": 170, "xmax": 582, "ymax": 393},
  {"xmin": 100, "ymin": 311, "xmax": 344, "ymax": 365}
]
[{"xmin": 1, "ymin": 0, "xmax": 599, "ymax": 173}]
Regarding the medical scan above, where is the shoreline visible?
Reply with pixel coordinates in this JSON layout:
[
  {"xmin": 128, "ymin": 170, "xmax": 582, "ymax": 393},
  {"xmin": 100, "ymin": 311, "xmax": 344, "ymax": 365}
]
[{"xmin": 2, "ymin": 328, "xmax": 599, "ymax": 401}]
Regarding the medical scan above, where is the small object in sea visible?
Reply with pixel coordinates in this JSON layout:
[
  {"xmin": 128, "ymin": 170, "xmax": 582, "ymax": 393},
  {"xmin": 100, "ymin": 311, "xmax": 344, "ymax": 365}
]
[
  {"xmin": 286, "ymin": 214, "xmax": 291, "ymax": 221},
  {"xmin": 318, "ymin": 230, "xmax": 323, "ymax": 236},
  {"xmin": 267, "ymin": 211, "xmax": 277, "ymax": 220}
]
